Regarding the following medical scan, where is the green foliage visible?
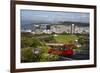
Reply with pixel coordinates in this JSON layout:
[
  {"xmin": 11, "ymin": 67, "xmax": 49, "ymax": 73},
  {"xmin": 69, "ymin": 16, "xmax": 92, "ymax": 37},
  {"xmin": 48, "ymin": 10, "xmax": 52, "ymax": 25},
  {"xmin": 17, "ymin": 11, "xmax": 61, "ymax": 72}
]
[
  {"xmin": 21, "ymin": 37, "xmax": 33, "ymax": 48},
  {"xmin": 41, "ymin": 35, "xmax": 55, "ymax": 43},
  {"xmin": 21, "ymin": 47, "xmax": 44, "ymax": 62},
  {"xmin": 21, "ymin": 42, "xmax": 59, "ymax": 62},
  {"xmin": 21, "ymin": 32, "xmax": 33, "ymax": 37},
  {"xmin": 39, "ymin": 44, "xmax": 50, "ymax": 61},
  {"xmin": 21, "ymin": 47, "xmax": 35, "ymax": 62},
  {"xmin": 61, "ymin": 31, "xmax": 68, "ymax": 35},
  {"xmin": 78, "ymin": 36, "xmax": 88, "ymax": 45},
  {"xmin": 31, "ymin": 37, "xmax": 42, "ymax": 47},
  {"xmin": 47, "ymin": 54, "xmax": 59, "ymax": 61},
  {"xmin": 48, "ymin": 35, "xmax": 55, "ymax": 42},
  {"xmin": 51, "ymin": 32, "xmax": 56, "ymax": 35},
  {"xmin": 40, "ymin": 44, "xmax": 59, "ymax": 61}
]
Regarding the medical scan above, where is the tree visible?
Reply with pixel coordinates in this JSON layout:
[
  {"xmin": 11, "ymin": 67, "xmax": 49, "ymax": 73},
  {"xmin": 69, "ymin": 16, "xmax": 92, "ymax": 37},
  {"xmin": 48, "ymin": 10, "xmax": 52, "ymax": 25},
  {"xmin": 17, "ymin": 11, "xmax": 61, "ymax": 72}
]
[
  {"xmin": 21, "ymin": 37, "xmax": 33, "ymax": 48},
  {"xmin": 39, "ymin": 45, "xmax": 59, "ymax": 62},
  {"xmin": 42, "ymin": 35, "xmax": 55, "ymax": 43},
  {"xmin": 21, "ymin": 47, "xmax": 35, "ymax": 62},
  {"xmin": 62, "ymin": 31, "xmax": 67, "ymax": 35},
  {"xmin": 31, "ymin": 37, "xmax": 42, "ymax": 47},
  {"xmin": 21, "ymin": 36, "xmax": 59, "ymax": 62}
]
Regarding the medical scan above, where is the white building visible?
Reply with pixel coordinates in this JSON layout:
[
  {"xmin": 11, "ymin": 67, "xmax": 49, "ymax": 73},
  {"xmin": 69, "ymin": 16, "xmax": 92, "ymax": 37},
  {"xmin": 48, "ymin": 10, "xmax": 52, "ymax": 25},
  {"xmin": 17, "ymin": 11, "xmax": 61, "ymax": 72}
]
[
  {"xmin": 75, "ymin": 26, "xmax": 89, "ymax": 34},
  {"xmin": 50, "ymin": 24, "xmax": 71, "ymax": 34},
  {"xmin": 50, "ymin": 24, "xmax": 89, "ymax": 34},
  {"xmin": 21, "ymin": 29, "xmax": 31, "ymax": 32}
]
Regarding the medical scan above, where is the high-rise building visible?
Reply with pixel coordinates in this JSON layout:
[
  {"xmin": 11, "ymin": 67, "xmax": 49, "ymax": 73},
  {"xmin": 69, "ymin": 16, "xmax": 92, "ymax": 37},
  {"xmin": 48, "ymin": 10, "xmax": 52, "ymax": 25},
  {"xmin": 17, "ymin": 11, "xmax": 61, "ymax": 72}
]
[{"xmin": 71, "ymin": 24, "xmax": 75, "ymax": 34}]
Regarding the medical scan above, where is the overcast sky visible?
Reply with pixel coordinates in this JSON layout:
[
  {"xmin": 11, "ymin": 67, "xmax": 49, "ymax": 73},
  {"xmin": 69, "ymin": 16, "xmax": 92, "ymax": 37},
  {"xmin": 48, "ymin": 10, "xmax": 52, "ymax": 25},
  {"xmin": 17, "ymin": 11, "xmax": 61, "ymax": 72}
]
[{"xmin": 21, "ymin": 10, "xmax": 90, "ymax": 24}]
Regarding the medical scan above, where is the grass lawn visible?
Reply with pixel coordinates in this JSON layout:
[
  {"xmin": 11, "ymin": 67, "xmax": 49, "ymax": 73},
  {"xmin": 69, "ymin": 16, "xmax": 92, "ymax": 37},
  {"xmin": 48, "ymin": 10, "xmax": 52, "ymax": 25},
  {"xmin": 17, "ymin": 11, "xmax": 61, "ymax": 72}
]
[
  {"xmin": 21, "ymin": 32, "xmax": 79, "ymax": 44},
  {"xmin": 54, "ymin": 34, "xmax": 78, "ymax": 44}
]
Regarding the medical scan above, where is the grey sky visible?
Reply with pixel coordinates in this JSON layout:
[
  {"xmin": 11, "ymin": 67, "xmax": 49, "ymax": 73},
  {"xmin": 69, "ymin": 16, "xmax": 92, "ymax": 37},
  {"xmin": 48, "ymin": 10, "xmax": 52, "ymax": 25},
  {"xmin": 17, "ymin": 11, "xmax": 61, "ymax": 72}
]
[{"xmin": 21, "ymin": 10, "xmax": 90, "ymax": 24}]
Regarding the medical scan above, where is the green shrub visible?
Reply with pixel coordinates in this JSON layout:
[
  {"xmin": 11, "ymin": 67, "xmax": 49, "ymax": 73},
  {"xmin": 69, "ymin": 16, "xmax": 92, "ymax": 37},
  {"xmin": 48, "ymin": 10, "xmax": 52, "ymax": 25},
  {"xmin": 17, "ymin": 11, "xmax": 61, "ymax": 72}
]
[
  {"xmin": 21, "ymin": 37, "xmax": 33, "ymax": 48},
  {"xmin": 21, "ymin": 47, "xmax": 35, "ymax": 62},
  {"xmin": 31, "ymin": 37, "xmax": 42, "ymax": 47}
]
